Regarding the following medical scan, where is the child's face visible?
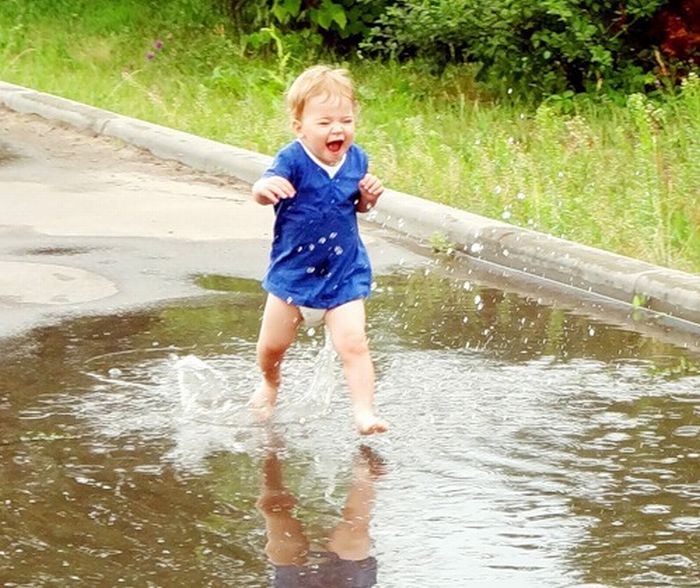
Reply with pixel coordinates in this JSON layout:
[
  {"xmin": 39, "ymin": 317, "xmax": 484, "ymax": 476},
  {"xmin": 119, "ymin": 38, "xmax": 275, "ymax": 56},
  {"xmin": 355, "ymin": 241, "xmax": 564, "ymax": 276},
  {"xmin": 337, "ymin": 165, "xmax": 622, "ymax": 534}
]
[{"xmin": 293, "ymin": 92, "xmax": 356, "ymax": 166}]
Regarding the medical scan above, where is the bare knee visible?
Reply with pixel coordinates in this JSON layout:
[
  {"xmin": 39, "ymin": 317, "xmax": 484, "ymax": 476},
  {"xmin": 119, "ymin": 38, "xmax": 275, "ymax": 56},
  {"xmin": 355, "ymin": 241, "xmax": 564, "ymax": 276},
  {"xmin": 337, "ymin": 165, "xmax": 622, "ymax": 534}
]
[
  {"xmin": 333, "ymin": 332, "xmax": 369, "ymax": 359},
  {"xmin": 257, "ymin": 340, "xmax": 289, "ymax": 365}
]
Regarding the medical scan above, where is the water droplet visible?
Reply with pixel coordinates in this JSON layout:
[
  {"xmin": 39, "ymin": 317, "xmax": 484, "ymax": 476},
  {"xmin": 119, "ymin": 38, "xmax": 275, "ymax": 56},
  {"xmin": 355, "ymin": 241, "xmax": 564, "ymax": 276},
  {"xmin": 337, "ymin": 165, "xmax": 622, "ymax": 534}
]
[
  {"xmin": 516, "ymin": 191, "xmax": 526, "ymax": 200},
  {"xmin": 306, "ymin": 266, "xmax": 315, "ymax": 274},
  {"xmin": 296, "ymin": 246, "xmax": 303, "ymax": 252},
  {"xmin": 286, "ymin": 296, "xmax": 293, "ymax": 304},
  {"xmin": 588, "ymin": 326, "xmax": 596, "ymax": 336},
  {"xmin": 494, "ymin": 185, "xmax": 502, "ymax": 195},
  {"xmin": 108, "ymin": 368, "xmax": 122, "ymax": 378},
  {"xmin": 334, "ymin": 246, "xmax": 344, "ymax": 255},
  {"xmin": 318, "ymin": 237, "xmax": 327, "ymax": 244},
  {"xmin": 501, "ymin": 210, "xmax": 511, "ymax": 220},
  {"xmin": 470, "ymin": 242, "xmax": 484, "ymax": 253},
  {"xmin": 639, "ymin": 504, "xmax": 671, "ymax": 515},
  {"xmin": 329, "ymin": 232, "xmax": 338, "ymax": 239},
  {"xmin": 308, "ymin": 244, "xmax": 315, "ymax": 251},
  {"xmin": 463, "ymin": 281, "xmax": 471, "ymax": 290}
]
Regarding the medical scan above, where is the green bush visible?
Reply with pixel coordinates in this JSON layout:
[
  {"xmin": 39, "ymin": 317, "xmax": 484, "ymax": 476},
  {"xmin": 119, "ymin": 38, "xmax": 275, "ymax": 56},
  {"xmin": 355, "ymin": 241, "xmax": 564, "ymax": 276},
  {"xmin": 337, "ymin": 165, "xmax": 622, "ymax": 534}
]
[
  {"xmin": 362, "ymin": 0, "xmax": 668, "ymax": 97},
  {"xmin": 228, "ymin": 0, "xmax": 395, "ymax": 51}
]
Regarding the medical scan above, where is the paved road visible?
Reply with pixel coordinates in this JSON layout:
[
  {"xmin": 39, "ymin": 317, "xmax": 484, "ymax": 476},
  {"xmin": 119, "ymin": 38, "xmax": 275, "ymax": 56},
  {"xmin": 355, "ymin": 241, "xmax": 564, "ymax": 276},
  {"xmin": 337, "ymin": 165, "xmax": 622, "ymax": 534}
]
[{"xmin": 0, "ymin": 109, "xmax": 420, "ymax": 338}]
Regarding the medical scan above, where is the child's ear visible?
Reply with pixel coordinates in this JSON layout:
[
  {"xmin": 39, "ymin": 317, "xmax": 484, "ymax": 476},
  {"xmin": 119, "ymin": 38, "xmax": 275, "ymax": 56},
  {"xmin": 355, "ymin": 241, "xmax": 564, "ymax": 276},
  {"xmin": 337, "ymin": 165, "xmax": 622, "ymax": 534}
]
[{"xmin": 291, "ymin": 119, "xmax": 303, "ymax": 136}]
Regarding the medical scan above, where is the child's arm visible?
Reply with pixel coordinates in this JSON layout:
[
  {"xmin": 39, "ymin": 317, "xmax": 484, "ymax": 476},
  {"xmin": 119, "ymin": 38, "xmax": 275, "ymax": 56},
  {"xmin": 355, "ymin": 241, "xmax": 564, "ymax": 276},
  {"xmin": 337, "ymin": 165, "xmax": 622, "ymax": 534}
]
[
  {"xmin": 356, "ymin": 173, "xmax": 384, "ymax": 213},
  {"xmin": 252, "ymin": 175, "xmax": 296, "ymax": 206}
]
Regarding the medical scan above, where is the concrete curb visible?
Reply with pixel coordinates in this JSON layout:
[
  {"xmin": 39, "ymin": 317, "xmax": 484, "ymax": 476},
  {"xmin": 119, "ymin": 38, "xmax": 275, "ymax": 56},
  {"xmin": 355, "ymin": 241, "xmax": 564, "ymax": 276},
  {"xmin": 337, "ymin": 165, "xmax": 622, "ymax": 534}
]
[{"xmin": 2, "ymin": 80, "xmax": 699, "ymax": 327}]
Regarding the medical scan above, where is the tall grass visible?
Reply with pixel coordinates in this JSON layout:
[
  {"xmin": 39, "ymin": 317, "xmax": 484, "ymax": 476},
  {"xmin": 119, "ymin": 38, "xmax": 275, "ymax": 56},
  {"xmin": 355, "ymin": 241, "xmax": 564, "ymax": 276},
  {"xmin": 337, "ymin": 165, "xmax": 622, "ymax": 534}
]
[{"xmin": 1, "ymin": 0, "xmax": 698, "ymax": 272}]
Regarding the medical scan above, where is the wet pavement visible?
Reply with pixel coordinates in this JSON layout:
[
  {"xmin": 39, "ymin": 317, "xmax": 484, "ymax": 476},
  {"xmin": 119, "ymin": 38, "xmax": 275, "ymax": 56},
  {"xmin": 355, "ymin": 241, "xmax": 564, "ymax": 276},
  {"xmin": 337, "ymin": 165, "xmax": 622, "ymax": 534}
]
[
  {"xmin": 1, "ymin": 109, "xmax": 699, "ymax": 587},
  {"xmin": 0, "ymin": 109, "xmax": 419, "ymax": 338}
]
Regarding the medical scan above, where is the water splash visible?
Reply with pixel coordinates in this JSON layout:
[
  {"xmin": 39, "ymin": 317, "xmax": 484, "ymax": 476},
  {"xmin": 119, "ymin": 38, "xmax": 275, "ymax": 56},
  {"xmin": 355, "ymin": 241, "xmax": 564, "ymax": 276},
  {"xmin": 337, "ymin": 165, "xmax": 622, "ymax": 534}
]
[
  {"xmin": 175, "ymin": 354, "xmax": 231, "ymax": 413},
  {"xmin": 277, "ymin": 329, "xmax": 338, "ymax": 424}
]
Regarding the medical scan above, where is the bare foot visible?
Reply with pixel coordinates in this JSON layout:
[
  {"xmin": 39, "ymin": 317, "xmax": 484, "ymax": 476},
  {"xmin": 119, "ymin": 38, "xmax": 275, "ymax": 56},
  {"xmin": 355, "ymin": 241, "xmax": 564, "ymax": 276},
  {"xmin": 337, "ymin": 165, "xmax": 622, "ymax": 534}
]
[
  {"xmin": 354, "ymin": 411, "xmax": 389, "ymax": 435},
  {"xmin": 249, "ymin": 381, "xmax": 277, "ymax": 421}
]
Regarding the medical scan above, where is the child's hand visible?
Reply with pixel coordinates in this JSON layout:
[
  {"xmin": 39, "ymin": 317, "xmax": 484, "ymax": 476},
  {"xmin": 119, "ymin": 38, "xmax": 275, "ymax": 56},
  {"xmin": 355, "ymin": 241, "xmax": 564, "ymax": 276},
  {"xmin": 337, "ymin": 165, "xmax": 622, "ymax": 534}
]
[
  {"xmin": 252, "ymin": 176, "xmax": 296, "ymax": 205},
  {"xmin": 357, "ymin": 173, "xmax": 384, "ymax": 212}
]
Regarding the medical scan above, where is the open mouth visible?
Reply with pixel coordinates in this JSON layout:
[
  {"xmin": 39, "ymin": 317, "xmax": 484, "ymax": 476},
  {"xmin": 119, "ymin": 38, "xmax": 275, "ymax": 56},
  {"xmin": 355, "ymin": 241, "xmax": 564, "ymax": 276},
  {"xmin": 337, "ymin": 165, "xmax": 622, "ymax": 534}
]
[{"xmin": 326, "ymin": 140, "xmax": 344, "ymax": 153}]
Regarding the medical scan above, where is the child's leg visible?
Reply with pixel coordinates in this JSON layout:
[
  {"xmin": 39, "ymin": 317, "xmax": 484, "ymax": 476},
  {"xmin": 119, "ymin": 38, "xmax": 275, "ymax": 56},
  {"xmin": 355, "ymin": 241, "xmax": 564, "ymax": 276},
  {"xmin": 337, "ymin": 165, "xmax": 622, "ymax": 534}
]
[
  {"xmin": 324, "ymin": 299, "xmax": 388, "ymax": 435},
  {"xmin": 251, "ymin": 293, "xmax": 301, "ymax": 415}
]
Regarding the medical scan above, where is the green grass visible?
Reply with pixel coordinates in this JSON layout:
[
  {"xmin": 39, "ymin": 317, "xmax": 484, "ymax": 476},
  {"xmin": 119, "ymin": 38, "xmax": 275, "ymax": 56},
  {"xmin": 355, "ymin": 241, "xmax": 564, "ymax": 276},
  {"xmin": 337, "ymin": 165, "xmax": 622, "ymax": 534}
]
[{"xmin": 2, "ymin": 0, "xmax": 699, "ymax": 272}]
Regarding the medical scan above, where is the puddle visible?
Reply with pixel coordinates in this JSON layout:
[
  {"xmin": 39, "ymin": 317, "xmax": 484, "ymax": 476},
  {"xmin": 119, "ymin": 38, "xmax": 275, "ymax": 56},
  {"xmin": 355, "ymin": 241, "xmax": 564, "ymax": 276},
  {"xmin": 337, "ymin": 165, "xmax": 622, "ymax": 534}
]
[{"xmin": 1, "ymin": 271, "xmax": 698, "ymax": 586}]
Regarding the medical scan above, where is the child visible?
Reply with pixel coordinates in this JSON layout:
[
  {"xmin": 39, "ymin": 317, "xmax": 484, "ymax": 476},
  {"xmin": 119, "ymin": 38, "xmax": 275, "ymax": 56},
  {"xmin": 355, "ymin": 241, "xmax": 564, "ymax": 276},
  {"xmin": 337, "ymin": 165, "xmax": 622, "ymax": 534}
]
[{"xmin": 249, "ymin": 65, "xmax": 388, "ymax": 435}]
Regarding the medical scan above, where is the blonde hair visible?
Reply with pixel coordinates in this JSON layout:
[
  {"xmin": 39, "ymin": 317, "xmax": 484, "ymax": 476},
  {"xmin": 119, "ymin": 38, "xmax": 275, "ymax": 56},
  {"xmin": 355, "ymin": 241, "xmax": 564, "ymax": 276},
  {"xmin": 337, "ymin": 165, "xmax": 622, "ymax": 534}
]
[{"xmin": 286, "ymin": 65, "xmax": 357, "ymax": 121}]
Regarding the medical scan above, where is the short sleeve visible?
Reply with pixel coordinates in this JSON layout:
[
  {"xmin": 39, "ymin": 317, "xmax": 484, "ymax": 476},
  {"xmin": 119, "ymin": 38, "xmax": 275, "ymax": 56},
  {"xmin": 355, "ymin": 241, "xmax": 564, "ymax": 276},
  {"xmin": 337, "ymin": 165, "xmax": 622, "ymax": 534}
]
[{"xmin": 262, "ymin": 144, "xmax": 297, "ymax": 185}]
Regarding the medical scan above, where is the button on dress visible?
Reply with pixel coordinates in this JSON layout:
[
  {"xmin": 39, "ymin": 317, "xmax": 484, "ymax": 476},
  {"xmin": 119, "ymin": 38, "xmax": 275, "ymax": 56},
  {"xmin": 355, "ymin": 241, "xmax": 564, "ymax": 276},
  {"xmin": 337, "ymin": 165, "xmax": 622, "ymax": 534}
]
[{"xmin": 261, "ymin": 141, "xmax": 372, "ymax": 309}]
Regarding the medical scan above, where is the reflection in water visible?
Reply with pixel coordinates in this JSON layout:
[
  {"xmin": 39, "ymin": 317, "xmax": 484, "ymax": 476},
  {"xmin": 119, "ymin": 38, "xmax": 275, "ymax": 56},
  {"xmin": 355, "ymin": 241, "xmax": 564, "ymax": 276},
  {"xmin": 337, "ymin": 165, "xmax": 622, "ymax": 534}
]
[
  {"xmin": 257, "ymin": 431, "xmax": 383, "ymax": 587},
  {"xmin": 1, "ymin": 270, "xmax": 699, "ymax": 586}
]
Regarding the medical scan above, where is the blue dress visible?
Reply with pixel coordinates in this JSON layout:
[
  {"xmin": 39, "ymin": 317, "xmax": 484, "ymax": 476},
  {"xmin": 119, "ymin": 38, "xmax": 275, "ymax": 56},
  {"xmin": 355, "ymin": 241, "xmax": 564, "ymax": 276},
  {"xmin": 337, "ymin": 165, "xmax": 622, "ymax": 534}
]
[{"xmin": 261, "ymin": 140, "xmax": 372, "ymax": 309}]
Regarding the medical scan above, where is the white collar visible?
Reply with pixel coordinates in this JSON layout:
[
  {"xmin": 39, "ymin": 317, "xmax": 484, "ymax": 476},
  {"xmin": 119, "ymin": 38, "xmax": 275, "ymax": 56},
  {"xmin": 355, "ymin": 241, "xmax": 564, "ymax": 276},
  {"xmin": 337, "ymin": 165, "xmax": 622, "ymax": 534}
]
[{"xmin": 297, "ymin": 140, "xmax": 346, "ymax": 178}]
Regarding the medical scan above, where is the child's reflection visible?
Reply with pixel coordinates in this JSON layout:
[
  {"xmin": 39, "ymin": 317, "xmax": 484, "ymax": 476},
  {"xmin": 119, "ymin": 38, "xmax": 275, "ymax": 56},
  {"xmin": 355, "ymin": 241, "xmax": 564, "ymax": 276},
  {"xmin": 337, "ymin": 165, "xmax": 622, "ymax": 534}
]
[{"xmin": 256, "ymin": 441, "xmax": 385, "ymax": 587}]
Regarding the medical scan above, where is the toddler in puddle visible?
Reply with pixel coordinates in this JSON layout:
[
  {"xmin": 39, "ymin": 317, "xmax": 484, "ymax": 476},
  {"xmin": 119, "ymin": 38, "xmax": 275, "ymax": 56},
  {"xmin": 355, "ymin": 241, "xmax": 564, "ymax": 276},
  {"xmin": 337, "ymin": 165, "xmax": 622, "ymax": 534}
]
[{"xmin": 249, "ymin": 65, "xmax": 388, "ymax": 435}]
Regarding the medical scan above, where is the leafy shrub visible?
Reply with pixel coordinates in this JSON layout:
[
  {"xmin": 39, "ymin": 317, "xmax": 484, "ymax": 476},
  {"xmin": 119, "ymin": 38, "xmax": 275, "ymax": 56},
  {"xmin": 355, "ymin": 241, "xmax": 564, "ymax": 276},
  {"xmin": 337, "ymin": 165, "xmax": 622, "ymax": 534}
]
[
  {"xmin": 362, "ymin": 0, "xmax": 668, "ymax": 96},
  {"xmin": 227, "ymin": 0, "xmax": 396, "ymax": 52}
]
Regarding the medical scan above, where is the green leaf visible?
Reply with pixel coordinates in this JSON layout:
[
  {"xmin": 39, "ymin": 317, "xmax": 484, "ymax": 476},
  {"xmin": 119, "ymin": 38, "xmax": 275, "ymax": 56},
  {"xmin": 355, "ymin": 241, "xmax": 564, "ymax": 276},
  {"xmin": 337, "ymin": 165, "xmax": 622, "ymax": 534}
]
[
  {"xmin": 282, "ymin": 0, "xmax": 302, "ymax": 17},
  {"xmin": 271, "ymin": 3, "xmax": 287, "ymax": 22},
  {"xmin": 590, "ymin": 45, "xmax": 612, "ymax": 67},
  {"xmin": 328, "ymin": 3, "xmax": 347, "ymax": 29},
  {"xmin": 632, "ymin": 293, "xmax": 649, "ymax": 308},
  {"xmin": 310, "ymin": 7, "xmax": 330, "ymax": 29}
]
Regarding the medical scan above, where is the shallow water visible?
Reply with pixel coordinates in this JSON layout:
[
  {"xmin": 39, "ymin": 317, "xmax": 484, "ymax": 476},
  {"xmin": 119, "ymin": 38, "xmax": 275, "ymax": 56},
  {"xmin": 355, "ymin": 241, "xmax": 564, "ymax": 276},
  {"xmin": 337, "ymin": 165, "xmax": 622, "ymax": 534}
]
[{"xmin": 1, "ymin": 269, "xmax": 698, "ymax": 587}]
